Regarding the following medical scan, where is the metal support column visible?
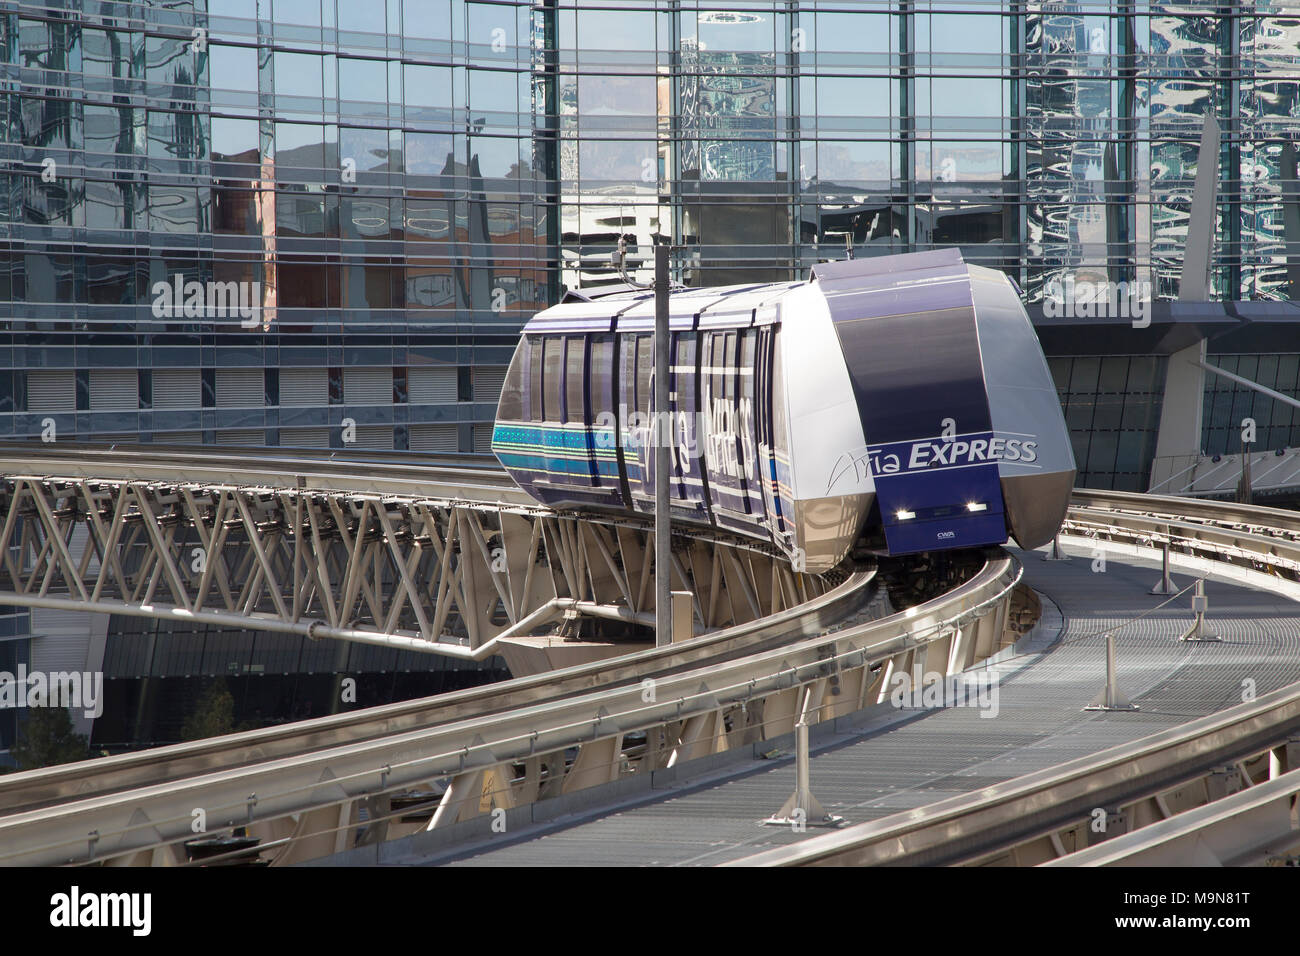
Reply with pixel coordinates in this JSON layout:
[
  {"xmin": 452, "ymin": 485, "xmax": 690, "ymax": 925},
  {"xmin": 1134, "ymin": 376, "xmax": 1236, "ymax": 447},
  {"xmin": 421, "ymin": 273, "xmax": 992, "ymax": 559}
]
[
  {"xmin": 655, "ymin": 244, "xmax": 672, "ymax": 647},
  {"xmin": 1149, "ymin": 112, "xmax": 1220, "ymax": 484},
  {"xmin": 1239, "ymin": 440, "xmax": 1253, "ymax": 505}
]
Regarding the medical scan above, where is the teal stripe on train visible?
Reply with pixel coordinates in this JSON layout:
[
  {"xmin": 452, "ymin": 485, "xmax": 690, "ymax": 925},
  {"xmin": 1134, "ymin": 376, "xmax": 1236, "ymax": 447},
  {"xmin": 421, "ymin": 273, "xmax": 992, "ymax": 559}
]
[{"xmin": 493, "ymin": 422, "xmax": 620, "ymax": 477}]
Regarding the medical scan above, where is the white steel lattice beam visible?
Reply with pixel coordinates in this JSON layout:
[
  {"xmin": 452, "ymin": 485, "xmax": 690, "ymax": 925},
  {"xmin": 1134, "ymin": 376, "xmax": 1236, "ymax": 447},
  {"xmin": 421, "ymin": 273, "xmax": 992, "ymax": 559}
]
[{"xmin": 0, "ymin": 476, "xmax": 823, "ymax": 657}]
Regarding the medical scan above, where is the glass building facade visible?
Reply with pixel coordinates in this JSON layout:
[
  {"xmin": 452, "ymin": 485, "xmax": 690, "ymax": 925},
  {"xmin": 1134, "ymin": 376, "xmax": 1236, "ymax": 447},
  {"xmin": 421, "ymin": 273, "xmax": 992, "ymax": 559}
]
[
  {"xmin": 2, "ymin": 0, "xmax": 551, "ymax": 454},
  {"xmin": 3, "ymin": 1, "xmax": 1300, "ymax": 458},
  {"xmin": 0, "ymin": 1, "xmax": 1297, "ymax": 485},
  {"xmin": 7, "ymin": 0, "xmax": 1300, "ymax": 755}
]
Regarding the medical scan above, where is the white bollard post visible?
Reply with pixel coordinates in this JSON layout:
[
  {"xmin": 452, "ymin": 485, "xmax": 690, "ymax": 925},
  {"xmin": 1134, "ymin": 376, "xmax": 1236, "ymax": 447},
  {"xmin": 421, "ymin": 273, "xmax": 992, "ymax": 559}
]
[
  {"xmin": 1180, "ymin": 578, "xmax": 1220, "ymax": 642},
  {"xmin": 762, "ymin": 688, "xmax": 844, "ymax": 828},
  {"xmin": 1150, "ymin": 531, "xmax": 1176, "ymax": 594},
  {"xmin": 1084, "ymin": 632, "xmax": 1140, "ymax": 712},
  {"xmin": 1044, "ymin": 532, "xmax": 1068, "ymax": 561}
]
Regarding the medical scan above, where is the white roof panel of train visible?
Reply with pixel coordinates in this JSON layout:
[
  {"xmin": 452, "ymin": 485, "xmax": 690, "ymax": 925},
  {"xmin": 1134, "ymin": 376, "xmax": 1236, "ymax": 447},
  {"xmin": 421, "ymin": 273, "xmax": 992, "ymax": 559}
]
[
  {"xmin": 526, "ymin": 279, "xmax": 807, "ymax": 333},
  {"xmin": 696, "ymin": 282, "xmax": 803, "ymax": 328},
  {"xmin": 523, "ymin": 294, "xmax": 652, "ymax": 333},
  {"xmin": 612, "ymin": 280, "xmax": 792, "ymax": 331}
]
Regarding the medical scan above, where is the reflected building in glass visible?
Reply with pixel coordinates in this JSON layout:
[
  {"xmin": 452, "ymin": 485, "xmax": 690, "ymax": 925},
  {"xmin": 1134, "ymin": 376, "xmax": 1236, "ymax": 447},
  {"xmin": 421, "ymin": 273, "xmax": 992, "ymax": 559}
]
[
  {"xmin": 3, "ymin": 2, "xmax": 1300, "ymax": 482},
  {"xmin": 2, "ymin": 0, "xmax": 548, "ymax": 458},
  {"xmin": 10, "ymin": 0, "xmax": 1300, "ymax": 755}
]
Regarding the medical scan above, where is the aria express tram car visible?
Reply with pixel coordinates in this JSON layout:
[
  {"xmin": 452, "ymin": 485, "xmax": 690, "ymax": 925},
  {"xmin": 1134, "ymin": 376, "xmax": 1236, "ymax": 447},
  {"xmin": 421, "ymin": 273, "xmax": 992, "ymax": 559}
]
[{"xmin": 492, "ymin": 249, "xmax": 1075, "ymax": 573}]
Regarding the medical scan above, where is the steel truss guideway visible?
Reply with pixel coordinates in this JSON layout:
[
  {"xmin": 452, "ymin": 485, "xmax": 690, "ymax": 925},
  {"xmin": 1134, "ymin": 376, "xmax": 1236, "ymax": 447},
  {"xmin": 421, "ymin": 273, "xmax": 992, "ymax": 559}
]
[{"xmin": 0, "ymin": 472, "xmax": 825, "ymax": 656}]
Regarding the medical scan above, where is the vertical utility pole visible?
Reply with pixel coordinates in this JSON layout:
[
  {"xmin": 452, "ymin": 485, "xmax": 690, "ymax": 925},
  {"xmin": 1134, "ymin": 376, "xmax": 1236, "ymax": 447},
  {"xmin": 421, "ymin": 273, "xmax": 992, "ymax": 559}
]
[
  {"xmin": 655, "ymin": 244, "xmax": 671, "ymax": 646},
  {"xmin": 1240, "ymin": 439, "xmax": 1253, "ymax": 505}
]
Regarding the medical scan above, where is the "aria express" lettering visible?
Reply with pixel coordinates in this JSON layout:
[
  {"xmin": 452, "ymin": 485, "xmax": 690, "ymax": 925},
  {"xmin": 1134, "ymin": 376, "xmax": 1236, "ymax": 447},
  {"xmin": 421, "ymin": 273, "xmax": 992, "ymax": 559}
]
[{"xmin": 869, "ymin": 434, "xmax": 1037, "ymax": 477}]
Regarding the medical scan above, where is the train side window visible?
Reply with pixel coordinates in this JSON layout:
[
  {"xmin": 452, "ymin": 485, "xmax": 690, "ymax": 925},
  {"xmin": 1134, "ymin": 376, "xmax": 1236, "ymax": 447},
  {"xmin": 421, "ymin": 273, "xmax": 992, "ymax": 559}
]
[
  {"xmin": 701, "ymin": 332, "xmax": 712, "ymax": 399},
  {"xmin": 543, "ymin": 336, "xmax": 563, "ymax": 422},
  {"xmin": 592, "ymin": 334, "xmax": 614, "ymax": 417},
  {"xmin": 496, "ymin": 354, "xmax": 524, "ymax": 421},
  {"xmin": 741, "ymin": 329, "xmax": 756, "ymax": 441},
  {"xmin": 636, "ymin": 334, "xmax": 652, "ymax": 414},
  {"xmin": 620, "ymin": 332, "xmax": 637, "ymax": 435},
  {"xmin": 724, "ymin": 331, "xmax": 737, "ymax": 400},
  {"xmin": 708, "ymin": 332, "xmax": 722, "ymax": 403},
  {"xmin": 529, "ymin": 337, "xmax": 543, "ymax": 422},
  {"xmin": 565, "ymin": 335, "xmax": 585, "ymax": 423},
  {"xmin": 674, "ymin": 332, "xmax": 693, "ymax": 404}
]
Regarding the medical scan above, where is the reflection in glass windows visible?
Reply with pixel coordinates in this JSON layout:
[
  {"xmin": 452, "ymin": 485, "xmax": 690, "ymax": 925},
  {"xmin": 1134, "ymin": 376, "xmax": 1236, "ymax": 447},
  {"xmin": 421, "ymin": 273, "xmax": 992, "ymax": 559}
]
[
  {"xmin": 212, "ymin": 182, "xmax": 261, "ymax": 235},
  {"xmin": 18, "ymin": 18, "xmax": 81, "ymax": 72},
  {"xmin": 147, "ymin": 109, "xmax": 206, "ymax": 162},
  {"xmin": 403, "ymin": 0, "xmax": 452, "ymax": 41},
  {"xmin": 405, "ymin": 64, "xmax": 454, "ymax": 113},
  {"xmin": 1049, "ymin": 355, "xmax": 1166, "ymax": 491},
  {"xmin": 85, "ymin": 179, "xmax": 134, "ymax": 230},
  {"xmin": 274, "ymin": 122, "xmax": 327, "ymax": 172},
  {"xmin": 470, "ymin": 136, "xmax": 527, "ymax": 179},
  {"xmin": 468, "ymin": 68, "xmax": 519, "ymax": 118},
  {"xmin": 81, "ymin": 27, "xmax": 132, "ymax": 79},
  {"xmin": 279, "ymin": 260, "xmax": 338, "ymax": 310},
  {"xmin": 340, "ymin": 127, "xmax": 392, "ymax": 174},
  {"xmin": 339, "ymin": 58, "xmax": 388, "ymax": 105},
  {"xmin": 149, "ymin": 185, "xmax": 201, "ymax": 233},
  {"xmin": 404, "ymin": 198, "xmax": 453, "ymax": 241},
  {"xmin": 210, "ymin": 44, "xmax": 259, "ymax": 92},
  {"xmin": 23, "ymin": 253, "xmax": 79, "ymax": 304},
  {"xmin": 86, "ymin": 257, "xmax": 140, "ymax": 305},
  {"xmin": 83, "ymin": 105, "xmax": 132, "ymax": 159},
  {"xmin": 145, "ymin": 34, "xmax": 202, "ymax": 87},
  {"xmin": 10, "ymin": 0, "xmax": 1300, "ymax": 473},
  {"xmin": 274, "ymin": 51, "xmax": 323, "ymax": 99},
  {"xmin": 1203, "ymin": 354, "xmax": 1300, "ymax": 456},
  {"xmin": 274, "ymin": 0, "xmax": 322, "ymax": 28},
  {"xmin": 276, "ymin": 187, "xmax": 336, "ymax": 239},
  {"xmin": 407, "ymin": 132, "xmax": 459, "ymax": 177}
]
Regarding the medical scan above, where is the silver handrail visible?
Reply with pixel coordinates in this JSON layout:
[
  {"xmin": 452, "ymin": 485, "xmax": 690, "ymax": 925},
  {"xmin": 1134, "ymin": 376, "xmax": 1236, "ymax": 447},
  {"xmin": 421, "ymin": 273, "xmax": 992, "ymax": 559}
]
[
  {"xmin": 729, "ymin": 489, "xmax": 1300, "ymax": 867},
  {"xmin": 0, "ymin": 559, "xmax": 1018, "ymax": 865},
  {"xmin": 0, "ymin": 566, "xmax": 876, "ymax": 815}
]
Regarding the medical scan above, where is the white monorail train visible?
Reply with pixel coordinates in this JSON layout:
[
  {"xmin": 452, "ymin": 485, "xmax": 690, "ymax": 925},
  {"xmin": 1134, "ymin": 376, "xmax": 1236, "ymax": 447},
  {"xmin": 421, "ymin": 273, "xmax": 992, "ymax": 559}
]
[{"xmin": 493, "ymin": 249, "xmax": 1075, "ymax": 572}]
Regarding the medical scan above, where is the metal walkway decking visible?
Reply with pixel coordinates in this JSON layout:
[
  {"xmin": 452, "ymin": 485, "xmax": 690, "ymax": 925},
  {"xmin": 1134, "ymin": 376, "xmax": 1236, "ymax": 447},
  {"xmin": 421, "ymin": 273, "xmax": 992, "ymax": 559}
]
[{"xmin": 403, "ymin": 544, "xmax": 1300, "ymax": 866}]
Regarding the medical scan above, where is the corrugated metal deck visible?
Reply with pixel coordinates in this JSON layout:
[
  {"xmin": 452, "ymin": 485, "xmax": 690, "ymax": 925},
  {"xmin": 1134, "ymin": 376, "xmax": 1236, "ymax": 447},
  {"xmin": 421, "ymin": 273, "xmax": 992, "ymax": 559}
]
[{"xmin": 402, "ymin": 545, "xmax": 1300, "ymax": 867}]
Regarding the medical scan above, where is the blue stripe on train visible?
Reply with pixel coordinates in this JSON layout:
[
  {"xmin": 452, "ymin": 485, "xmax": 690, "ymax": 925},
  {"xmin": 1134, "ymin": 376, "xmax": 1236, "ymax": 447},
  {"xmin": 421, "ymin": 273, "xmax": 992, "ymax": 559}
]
[
  {"xmin": 495, "ymin": 422, "xmax": 621, "ymax": 481},
  {"xmin": 494, "ymin": 422, "xmax": 615, "ymax": 451}
]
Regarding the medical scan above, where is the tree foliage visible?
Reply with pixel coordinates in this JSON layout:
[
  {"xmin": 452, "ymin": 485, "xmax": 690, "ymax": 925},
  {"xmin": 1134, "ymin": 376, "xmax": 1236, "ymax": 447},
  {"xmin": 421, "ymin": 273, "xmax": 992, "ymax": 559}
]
[
  {"xmin": 181, "ymin": 679, "xmax": 236, "ymax": 741},
  {"xmin": 11, "ymin": 708, "xmax": 89, "ymax": 770}
]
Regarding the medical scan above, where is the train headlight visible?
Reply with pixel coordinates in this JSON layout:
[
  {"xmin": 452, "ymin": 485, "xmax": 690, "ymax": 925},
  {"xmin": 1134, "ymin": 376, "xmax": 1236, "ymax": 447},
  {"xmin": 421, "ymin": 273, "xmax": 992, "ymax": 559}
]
[
  {"xmin": 966, "ymin": 502, "xmax": 988, "ymax": 513},
  {"xmin": 895, "ymin": 509, "xmax": 916, "ymax": 520}
]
